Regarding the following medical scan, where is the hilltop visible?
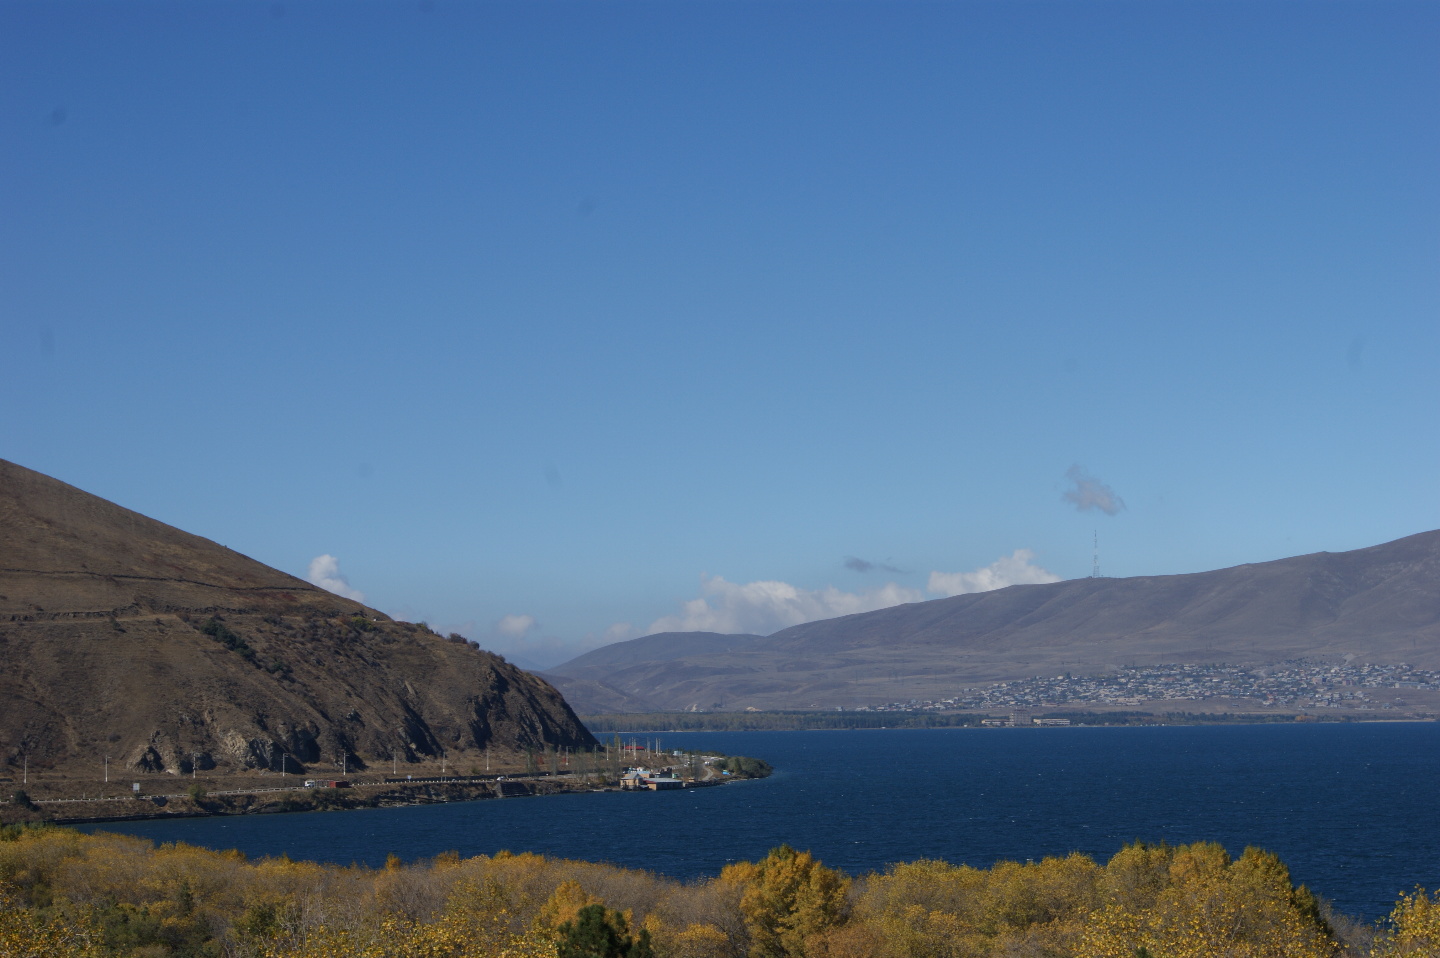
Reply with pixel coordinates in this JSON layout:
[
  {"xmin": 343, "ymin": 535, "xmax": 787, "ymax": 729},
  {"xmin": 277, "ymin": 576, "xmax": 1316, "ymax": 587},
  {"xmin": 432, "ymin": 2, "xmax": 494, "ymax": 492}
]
[
  {"xmin": 0, "ymin": 459, "xmax": 596, "ymax": 780},
  {"xmin": 547, "ymin": 531, "xmax": 1440, "ymax": 712}
]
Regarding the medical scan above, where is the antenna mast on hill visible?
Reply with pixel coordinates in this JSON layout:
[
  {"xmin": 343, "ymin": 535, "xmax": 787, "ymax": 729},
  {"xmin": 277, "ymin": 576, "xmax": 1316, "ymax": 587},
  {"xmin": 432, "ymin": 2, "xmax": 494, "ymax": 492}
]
[{"xmin": 1091, "ymin": 530, "xmax": 1101, "ymax": 578}]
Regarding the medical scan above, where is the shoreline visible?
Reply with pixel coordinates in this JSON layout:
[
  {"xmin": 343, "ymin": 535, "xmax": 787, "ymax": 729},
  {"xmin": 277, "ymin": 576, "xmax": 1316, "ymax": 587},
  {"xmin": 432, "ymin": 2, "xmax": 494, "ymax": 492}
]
[
  {"xmin": 581, "ymin": 711, "xmax": 1438, "ymax": 734},
  {"xmin": 8, "ymin": 769, "xmax": 743, "ymax": 827},
  {"xmin": 585, "ymin": 717, "xmax": 1439, "ymax": 733}
]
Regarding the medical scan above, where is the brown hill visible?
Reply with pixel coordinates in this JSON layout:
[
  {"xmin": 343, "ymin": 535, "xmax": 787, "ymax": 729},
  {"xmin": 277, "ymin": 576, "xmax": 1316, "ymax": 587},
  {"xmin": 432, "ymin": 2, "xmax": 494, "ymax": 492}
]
[
  {"xmin": 0, "ymin": 459, "xmax": 596, "ymax": 777},
  {"xmin": 548, "ymin": 531, "xmax": 1440, "ymax": 711}
]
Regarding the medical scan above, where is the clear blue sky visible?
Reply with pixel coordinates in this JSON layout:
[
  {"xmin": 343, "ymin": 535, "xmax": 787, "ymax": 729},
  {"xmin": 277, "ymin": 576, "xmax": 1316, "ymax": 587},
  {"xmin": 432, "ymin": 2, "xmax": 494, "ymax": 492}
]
[{"xmin": 4, "ymin": 1, "xmax": 1436, "ymax": 668}]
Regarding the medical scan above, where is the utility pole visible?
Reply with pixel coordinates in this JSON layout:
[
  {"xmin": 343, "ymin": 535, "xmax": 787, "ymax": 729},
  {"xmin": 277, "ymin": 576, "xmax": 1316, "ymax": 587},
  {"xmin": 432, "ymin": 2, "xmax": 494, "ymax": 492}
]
[{"xmin": 105, "ymin": 755, "xmax": 109, "ymax": 783}]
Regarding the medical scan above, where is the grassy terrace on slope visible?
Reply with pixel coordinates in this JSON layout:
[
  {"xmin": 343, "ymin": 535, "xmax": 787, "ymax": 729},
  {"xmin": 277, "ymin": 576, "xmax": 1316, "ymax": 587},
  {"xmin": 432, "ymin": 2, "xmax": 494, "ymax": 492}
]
[{"xmin": 2, "ymin": 824, "xmax": 1435, "ymax": 957}]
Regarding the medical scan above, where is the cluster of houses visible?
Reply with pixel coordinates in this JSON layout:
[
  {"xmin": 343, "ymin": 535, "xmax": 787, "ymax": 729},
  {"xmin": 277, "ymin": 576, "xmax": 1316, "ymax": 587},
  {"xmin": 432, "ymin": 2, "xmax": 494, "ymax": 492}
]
[
  {"xmin": 619, "ymin": 767, "xmax": 686, "ymax": 790},
  {"xmin": 863, "ymin": 660, "xmax": 1440, "ymax": 714},
  {"xmin": 980, "ymin": 715, "xmax": 1072, "ymax": 727}
]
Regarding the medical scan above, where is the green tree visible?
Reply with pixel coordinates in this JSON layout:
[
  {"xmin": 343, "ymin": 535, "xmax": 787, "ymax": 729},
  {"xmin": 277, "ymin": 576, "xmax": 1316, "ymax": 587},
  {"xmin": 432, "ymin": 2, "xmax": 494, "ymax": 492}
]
[{"xmin": 557, "ymin": 904, "xmax": 654, "ymax": 958}]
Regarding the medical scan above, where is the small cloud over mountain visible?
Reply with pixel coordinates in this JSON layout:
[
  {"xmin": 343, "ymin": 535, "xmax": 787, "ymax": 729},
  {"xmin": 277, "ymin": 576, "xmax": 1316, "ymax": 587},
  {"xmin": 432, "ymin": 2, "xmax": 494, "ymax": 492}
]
[
  {"xmin": 477, "ymin": 614, "xmax": 584, "ymax": 670},
  {"xmin": 649, "ymin": 575, "xmax": 923, "ymax": 636},
  {"xmin": 926, "ymin": 549, "xmax": 1060, "ymax": 597},
  {"xmin": 604, "ymin": 622, "xmax": 640, "ymax": 643},
  {"xmin": 495, "ymin": 613, "xmax": 538, "ymax": 638},
  {"xmin": 646, "ymin": 547, "xmax": 1062, "ymax": 638},
  {"xmin": 307, "ymin": 554, "xmax": 365, "ymax": 602},
  {"xmin": 1063, "ymin": 464, "xmax": 1126, "ymax": 515}
]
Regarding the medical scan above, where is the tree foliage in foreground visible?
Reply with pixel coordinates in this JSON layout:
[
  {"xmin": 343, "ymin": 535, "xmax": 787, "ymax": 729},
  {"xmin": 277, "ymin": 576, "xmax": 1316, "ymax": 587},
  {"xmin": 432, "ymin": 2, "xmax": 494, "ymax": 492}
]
[
  {"xmin": 557, "ymin": 903, "xmax": 654, "ymax": 958},
  {"xmin": 0, "ymin": 823, "xmax": 1435, "ymax": 957}
]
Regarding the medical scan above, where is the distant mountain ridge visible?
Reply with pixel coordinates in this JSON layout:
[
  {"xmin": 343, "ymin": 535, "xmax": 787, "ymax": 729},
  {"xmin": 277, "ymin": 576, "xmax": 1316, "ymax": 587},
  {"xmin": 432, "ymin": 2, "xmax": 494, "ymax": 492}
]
[
  {"xmin": 537, "ymin": 632, "xmax": 766, "ymax": 713},
  {"xmin": 0, "ymin": 459, "xmax": 596, "ymax": 776},
  {"xmin": 546, "ymin": 531, "xmax": 1440, "ymax": 712}
]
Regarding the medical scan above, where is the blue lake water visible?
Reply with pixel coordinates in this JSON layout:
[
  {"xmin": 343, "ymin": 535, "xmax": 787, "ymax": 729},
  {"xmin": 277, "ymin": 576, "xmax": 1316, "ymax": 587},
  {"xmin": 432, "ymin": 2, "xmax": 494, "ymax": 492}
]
[{"xmin": 83, "ymin": 723, "xmax": 1438, "ymax": 920}]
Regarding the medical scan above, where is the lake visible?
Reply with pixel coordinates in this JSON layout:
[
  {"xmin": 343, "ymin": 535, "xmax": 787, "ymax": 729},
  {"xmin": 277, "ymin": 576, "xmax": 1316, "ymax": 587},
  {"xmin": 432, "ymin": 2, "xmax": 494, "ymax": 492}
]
[{"xmin": 83, "ymin": 722, "xmax": 1438, "ymax": 921}]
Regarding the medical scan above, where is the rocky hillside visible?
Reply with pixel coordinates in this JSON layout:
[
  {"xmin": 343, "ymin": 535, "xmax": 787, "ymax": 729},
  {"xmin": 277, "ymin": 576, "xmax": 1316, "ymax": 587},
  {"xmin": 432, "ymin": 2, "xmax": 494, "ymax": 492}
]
[{"xmin": 0, "ymin": 458, "xmax": 596, "ymax": 777}]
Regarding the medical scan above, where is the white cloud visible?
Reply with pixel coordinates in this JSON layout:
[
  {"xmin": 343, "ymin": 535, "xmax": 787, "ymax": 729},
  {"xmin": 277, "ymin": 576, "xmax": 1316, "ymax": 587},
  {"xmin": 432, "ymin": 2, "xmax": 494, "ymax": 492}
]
[
  {"xmin": 495, "ymin": 613, "xmax": 538, "ymax": 638},
  {"xmin": 307, "ymin": 554, "xmax": 365, "ymax": 602},
  {"xmin": 648, "ymin": 576, "xmax": 924, "ymax": 636},
  {"xmin": 927, "ymin": 549, "xmax": 1060, "ymax": 597},
  {"xmin": 604, "ymin": 622, "xmax": 640, "ymax": 643},
  {"xmin": 1062, "ymin": 464, "xmax": 1126, "ymax": 515}
]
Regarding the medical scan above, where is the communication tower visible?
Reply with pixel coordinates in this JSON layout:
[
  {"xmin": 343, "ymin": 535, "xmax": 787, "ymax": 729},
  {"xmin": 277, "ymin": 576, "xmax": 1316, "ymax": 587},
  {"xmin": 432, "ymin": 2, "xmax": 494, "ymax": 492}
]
[{"xmin": 1090, "ymin": 530, "xmax": 1101, "ymax": 578}]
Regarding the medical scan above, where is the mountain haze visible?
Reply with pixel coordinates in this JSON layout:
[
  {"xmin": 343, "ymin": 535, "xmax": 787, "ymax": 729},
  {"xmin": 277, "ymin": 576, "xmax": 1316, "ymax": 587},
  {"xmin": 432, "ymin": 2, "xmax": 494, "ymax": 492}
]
[
  {"xmin": 0, "ymin": 459, "xmax": 595, "ymax": 777},
  {"xmin": 548, "ymin": 532, "xmax": 1440, "ymax": 711},
  {"xmin": 537, "ymin": 632, "xmax": 766, "ymax": 713}
]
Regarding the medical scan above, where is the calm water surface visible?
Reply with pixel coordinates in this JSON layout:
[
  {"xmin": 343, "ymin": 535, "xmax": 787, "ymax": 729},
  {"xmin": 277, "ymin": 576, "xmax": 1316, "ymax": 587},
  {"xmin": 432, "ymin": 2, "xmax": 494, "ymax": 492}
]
[{"xmin": 84, "ymin": 723, "xmax": 1438, "ymax": 919}]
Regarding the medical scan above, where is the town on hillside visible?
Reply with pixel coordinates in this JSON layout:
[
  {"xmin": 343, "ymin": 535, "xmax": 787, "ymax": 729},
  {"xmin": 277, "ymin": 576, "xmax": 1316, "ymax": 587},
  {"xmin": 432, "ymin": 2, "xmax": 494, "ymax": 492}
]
[{"xmin": 858, "ymin": 660, "xmax": 1440, "ymax": 717}]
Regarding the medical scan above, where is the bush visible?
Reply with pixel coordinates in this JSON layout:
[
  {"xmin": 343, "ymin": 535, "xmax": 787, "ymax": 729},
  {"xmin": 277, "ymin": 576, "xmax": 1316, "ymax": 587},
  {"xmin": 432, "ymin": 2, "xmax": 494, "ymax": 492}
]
[
  {"xmin": 717, "ymin": 755, "xmax": 773, "ymax": 778},
  {"xmin": 200, "ymin": 617, "xmax": 257, "ymax": 661}
]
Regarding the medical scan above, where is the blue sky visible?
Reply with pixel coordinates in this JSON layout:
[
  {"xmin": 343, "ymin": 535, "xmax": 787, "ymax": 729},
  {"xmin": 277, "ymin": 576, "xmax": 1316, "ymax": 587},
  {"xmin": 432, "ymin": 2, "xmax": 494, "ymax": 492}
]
[{"xmin": 4, "ymin": 1, "xmax": 1436, "ymax": 668}]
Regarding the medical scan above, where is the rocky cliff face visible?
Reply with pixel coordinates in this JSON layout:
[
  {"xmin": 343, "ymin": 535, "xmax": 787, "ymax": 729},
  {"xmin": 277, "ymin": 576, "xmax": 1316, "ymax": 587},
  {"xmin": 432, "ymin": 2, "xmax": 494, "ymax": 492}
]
[{"xmin": 0, "ymin": 459, "xmax": 596, "ymax": 775}]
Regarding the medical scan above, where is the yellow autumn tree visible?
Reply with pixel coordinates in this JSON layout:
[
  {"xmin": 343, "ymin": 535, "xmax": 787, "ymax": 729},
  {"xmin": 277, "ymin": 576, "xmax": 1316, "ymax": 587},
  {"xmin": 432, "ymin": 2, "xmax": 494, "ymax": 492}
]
[
  {"xmin": 721, "ymin": 845, "xmax": 850, "ymax": 958},
  {"xmin": 0, "ymin": 884, "xmax": 104, "ymax": 958},
  {"xmin": 536, "ymin": 879, "xmax": 604, "ymax": 933},
  {"xmin": 1372, "ymin": 888, "xmax": 1440, "ymax": 957},
  {"xmin": 250, "ymin": 876, "xmax": 555, "ymax": 958},
  {"xmin": 662, "ymin": 921, "xmax": 734, "ymax": 958},
  {"xmin": 1079, "ymin": 842, "xmax": 1340, "ymax": 958},
  {"xmin": 848, "ymin": 853, "xmax": 1100, "ymax": 958},
  {"xmin": 850, "ymin": 859, "xmax": 989, "ymax": 958}
]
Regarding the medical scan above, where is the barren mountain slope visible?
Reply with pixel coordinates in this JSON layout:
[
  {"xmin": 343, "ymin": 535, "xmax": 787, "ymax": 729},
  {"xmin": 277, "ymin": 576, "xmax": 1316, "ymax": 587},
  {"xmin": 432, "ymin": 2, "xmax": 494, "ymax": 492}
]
[{"xmin": 0, "ymin": 459, "xmax": 595, "ymax": 776}]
